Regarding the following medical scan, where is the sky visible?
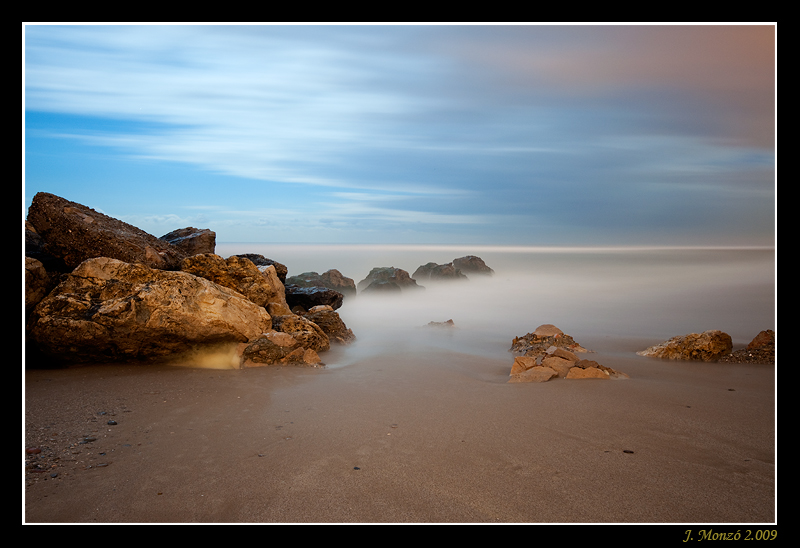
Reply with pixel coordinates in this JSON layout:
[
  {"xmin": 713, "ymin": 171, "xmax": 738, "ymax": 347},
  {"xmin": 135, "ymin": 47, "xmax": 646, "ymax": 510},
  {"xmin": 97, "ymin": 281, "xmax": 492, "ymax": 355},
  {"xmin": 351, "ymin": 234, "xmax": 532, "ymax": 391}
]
[{"xmin": 23, "ymin": 23, "xmax": 776, "ymax": 247}]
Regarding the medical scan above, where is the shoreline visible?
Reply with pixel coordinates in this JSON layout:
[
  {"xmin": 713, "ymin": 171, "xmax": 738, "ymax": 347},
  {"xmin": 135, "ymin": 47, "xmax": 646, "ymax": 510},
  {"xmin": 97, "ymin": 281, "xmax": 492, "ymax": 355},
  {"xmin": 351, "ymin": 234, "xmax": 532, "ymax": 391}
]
[{"xmin": 24, "ymin": 338, "xmax": 776, "ymax": 524}]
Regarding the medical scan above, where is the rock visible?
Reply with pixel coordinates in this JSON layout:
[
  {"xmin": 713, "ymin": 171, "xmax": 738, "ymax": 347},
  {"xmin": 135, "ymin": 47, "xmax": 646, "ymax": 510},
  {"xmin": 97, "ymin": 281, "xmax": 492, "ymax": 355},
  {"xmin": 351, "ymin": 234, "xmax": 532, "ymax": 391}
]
[
  {"xmin": 159, "ymin": 227, "xmax": 216, "ymax": 256},
  {"xmin": 509, "ymin": 365, "xmax": 558, "ymax": 383},
  {"xmin": 286, "ymin": 270, "xmax": 357, "ymax": 300},
  {"xmin": 357, "ymin": 267, "xmax": 423, "ymax": 293},
  {"xmin": 637, "ymin": 330, "xmax": 733, "ymax": 362},
  {"xmin": 424, "ymin": 319, "xmax": 457, "ymax": 329},
  {"xmin": 510, "ymin": 324, "xmax": 590, "ymax": 357},
  {"xmin": 28, "ymin": 257, "xmax": 272, "ymax": 363},
  {"xmin": 508, "ymin": 333, "xmax": 627, "ymax": 382},
  {"xmin": 240, "ymin": 331, "xmax": 324, "ymax": 367},
  {"xmin": 231, "ymin": 254, "xmax": 288, "ymax": 283},
  {"xmin": 747, "ymin": 329, "xmax": 775, "ymax": 351},
  {"xmin": 452, "ymin": 255, "xmax": 494, "ymax": 276},
  {"xmin": 566, "ymin": 366, "xmax": 609, "ymax": 379},
  {"xmin": 181, "ymin": 254, "xmax": 289, "ymax": 311},
  {"xmin": 25, "ymin": 220, "xmax": 69, "ymax": 274},
  {"xmin": 285, "ymin": 285, "xmax": 344, "ymax": 310},
  {"xmin": 412, "ymin": 262, "xmax": 468, "ymax": 281},
  {"xmin": 270, "ymin": 314, "xmax": 330, "ymax": 353},
  {"xmin": 301, "ymin": 305, "xmax": 356, "ymax": 345},
  {"xmin": 25, "ymin": 257, "xmax": 55, "ymax": 318},
  {"xmin": 718, "ymin": 329, "xmax": 775, "ymax": 364},
  {"xmin": 26, "ymin": 192, "xmax": 187, "ymax": 271}
]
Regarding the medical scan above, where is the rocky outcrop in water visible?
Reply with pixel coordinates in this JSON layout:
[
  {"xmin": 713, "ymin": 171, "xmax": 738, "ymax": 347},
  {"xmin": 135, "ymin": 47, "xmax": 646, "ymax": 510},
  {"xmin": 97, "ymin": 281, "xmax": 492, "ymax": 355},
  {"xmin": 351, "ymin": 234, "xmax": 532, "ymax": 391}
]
[
  {"xmin": 637, "ymin": 330, "xmax": 733, "ymax": 362},
  {"xmin": 508, "ymin": 324, "xmax": 627, "ymax": 383},
  {"xmin": 412, "ymin": 262, "xmax": 468, "ymax": 281},
  {"xmin": 452, "ymin": 255, "xmax": 494, "ymax": 276},
  {"xmin": 357, "ymin": 267, "xmax": 423, "ymax": 294}
]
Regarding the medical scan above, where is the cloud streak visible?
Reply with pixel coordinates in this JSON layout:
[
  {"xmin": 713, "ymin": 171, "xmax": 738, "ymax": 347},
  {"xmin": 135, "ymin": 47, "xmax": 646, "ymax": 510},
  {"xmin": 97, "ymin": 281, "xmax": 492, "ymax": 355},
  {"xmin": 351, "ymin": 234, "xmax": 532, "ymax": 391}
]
[{"xmin": 24, "ymin": 24, "xmax": 775, "ymax": 245}]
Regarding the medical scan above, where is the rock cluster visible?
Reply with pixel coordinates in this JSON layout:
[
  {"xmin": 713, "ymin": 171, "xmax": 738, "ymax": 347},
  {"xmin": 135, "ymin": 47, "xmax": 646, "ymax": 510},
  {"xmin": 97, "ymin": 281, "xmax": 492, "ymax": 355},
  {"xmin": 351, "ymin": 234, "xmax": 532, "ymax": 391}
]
[
  {"xmin": 636, "ymin": 330, "xmax": 733, "ymax": 362},
  {"xmin": 508, "ymin": 324, "xmax": 628, "ymax": 383},
  {"xmin": 24, "ymin": 192, "xmax": 355, "ymax": 368}
]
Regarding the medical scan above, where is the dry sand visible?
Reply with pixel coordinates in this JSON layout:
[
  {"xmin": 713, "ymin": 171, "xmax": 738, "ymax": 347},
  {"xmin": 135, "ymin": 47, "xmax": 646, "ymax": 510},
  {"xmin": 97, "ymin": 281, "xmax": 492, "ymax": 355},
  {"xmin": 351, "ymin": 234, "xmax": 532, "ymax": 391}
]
[{"xmin": 23, "ymin": 339, "xmax": 776, "ymax": 524}]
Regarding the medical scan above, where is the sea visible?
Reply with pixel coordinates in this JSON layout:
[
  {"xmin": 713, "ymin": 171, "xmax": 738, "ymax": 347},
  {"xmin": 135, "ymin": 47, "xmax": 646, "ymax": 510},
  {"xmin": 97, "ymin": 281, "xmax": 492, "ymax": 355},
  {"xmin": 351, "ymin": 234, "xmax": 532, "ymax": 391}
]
[{"xmin": 216, "ymin": 243, "xmax": 776, "ymax": 367}]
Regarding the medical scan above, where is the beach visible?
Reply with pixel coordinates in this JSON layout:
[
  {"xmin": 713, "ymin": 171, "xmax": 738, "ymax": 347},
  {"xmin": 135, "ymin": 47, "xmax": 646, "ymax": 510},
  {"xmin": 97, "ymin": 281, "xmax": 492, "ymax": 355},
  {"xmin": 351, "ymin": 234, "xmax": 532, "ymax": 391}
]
[
  {"xmin": 24, "ymin": 339, "xmax": 775, "ymax": 524},
  {"xmin": 23, "ymin": 246, "xmax": 776, "ymax": 523}
]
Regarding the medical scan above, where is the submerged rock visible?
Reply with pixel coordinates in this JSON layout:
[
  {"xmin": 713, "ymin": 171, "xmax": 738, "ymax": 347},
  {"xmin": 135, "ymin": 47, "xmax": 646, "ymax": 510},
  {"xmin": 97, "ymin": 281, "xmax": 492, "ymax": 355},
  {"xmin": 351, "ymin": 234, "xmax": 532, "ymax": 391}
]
[{"xmin": 637, "ymin": 330, "xmax": 733, "ymax": 362}]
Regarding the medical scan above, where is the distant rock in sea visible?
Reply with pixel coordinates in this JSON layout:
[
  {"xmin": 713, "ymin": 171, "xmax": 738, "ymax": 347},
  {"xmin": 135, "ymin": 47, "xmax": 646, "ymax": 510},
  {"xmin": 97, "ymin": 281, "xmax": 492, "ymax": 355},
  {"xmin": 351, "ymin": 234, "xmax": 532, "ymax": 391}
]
[
  {"xmin": 286, "ymin": 270, "xmax": 357, "ymax": 299},
  {"xmin": 357, "ymin": 267, "xmax": 423, "ymax": 294},
  {"xmin": 412, "ymin": 262, "xmax": 468, "ymax": 281},
  {"xmin": 452, "ymin": 255, "xmax": 494, "ymax": 276}
]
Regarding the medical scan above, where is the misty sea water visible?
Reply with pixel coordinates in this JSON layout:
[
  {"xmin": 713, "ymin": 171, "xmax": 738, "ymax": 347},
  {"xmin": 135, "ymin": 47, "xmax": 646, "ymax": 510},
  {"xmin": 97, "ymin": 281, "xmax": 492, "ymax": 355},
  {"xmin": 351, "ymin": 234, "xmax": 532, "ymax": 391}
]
[{"xmin": 217, "ymin": 244, "xmax": 776, "ymax": 365}]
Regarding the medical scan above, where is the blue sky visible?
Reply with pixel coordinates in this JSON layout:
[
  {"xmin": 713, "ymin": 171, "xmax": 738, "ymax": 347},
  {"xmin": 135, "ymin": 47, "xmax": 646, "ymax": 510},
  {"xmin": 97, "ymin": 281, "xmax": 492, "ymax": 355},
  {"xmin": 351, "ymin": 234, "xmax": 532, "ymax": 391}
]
[{"xmin": 23, "ymin": 24, "xmax": 776, "ymax": 246}]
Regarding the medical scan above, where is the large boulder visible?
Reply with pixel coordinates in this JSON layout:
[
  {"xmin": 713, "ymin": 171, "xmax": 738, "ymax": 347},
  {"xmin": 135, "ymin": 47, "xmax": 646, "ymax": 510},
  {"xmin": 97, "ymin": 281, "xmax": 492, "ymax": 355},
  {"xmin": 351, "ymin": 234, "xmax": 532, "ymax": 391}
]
[
  {"xmin": 25, "ymin": 257, "xmax": 56, "ymax": 318},
  {"xmin": 27, "ymin": 257, "xmax": 272, "ymax": 364},
  {"xmin": 637, "ymin": 330, "xmax": 733, "ymax": 362},
  {"xmin": 357, "ymin": 267, "xmax": 423, "ymax": 293},
  {"xmin": 231, "ymin": 254, "xmax": 288, "ymax": 283},
  {"xmin": 26, "ymin": 192, "xmax": 187, "ymax": 271},
  {"xmin": 412, "ymin": 262, "xmax": 468, "ymax": 281},
  {"xmin": 452, "ymin": 255, "xmax": 494, "ymax": 276},
  {"xmin": 160, "ymin": 227, "xmax": 216, "ymax": 256},
  {"xmin": 180, "ymin": 254, "xmax": 289, "ymax": 312}
]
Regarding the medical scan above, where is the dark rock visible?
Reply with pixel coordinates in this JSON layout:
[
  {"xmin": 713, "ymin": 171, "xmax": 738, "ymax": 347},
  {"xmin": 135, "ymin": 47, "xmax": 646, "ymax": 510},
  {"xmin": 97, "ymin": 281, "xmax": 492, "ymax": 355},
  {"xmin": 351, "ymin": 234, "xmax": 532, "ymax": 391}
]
[
  {"xmin": 286, "ymin": 269, "xmax": 356, "ymax": 299},
  {"xmin": 285, "ymin": 284, "xmax": 344, "ymax": 310}
]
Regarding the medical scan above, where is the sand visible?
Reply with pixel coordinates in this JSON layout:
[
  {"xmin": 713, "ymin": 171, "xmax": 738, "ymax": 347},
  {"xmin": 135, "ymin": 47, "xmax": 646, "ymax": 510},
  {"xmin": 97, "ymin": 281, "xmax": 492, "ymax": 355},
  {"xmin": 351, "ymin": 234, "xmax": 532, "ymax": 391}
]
[{"xmin": 23, "ymin": 339, "xmax": 776, "ymax": 524}]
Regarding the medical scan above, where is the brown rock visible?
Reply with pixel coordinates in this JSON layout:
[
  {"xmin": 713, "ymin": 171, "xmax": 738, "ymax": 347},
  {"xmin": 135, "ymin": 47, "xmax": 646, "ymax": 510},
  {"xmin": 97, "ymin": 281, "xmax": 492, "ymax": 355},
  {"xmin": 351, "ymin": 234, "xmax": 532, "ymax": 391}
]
[
  {"xmin": 541, "ymin": 355, "xmax": 574, "ymax": 377},
  {"xmin": 28, "ymin": 257, "xmax": 272, "ymax": 363},
  {"xmin": 181, "ymin": 254, "xmax": 288, "ymax": 311},
  {"xmin": 160, "ymin": 227, "xmax": 216, "ymax": 256},
  {"xmin": 566, "ymin": 366, "xmax": 609, "ymax": 379},
  {"xmin": 302, "ymin": 306, "xmax": 356, "ymax": 345},
  {"xmin": 270, "ymin": 314, "xmax": 331, "ymax": 353},
  {"xmin": 509, "ymin": 366, "xmax": 558, "ymax": 383},
  {"xmin": 26, "ymin": 192, "xmax": 187, "ymax": 270},
  {"xmin": 637, "ymin": 330, "xmax": 733, "ymax": 362}
]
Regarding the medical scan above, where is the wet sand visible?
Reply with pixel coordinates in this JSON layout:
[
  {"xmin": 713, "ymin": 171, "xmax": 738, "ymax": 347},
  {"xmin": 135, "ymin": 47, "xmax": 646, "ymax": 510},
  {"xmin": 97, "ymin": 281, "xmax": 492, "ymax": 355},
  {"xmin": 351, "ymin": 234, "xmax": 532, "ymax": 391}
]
[{"xmin": 23, "ymin": 340, "xmax": 775, "ymax": 524}]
